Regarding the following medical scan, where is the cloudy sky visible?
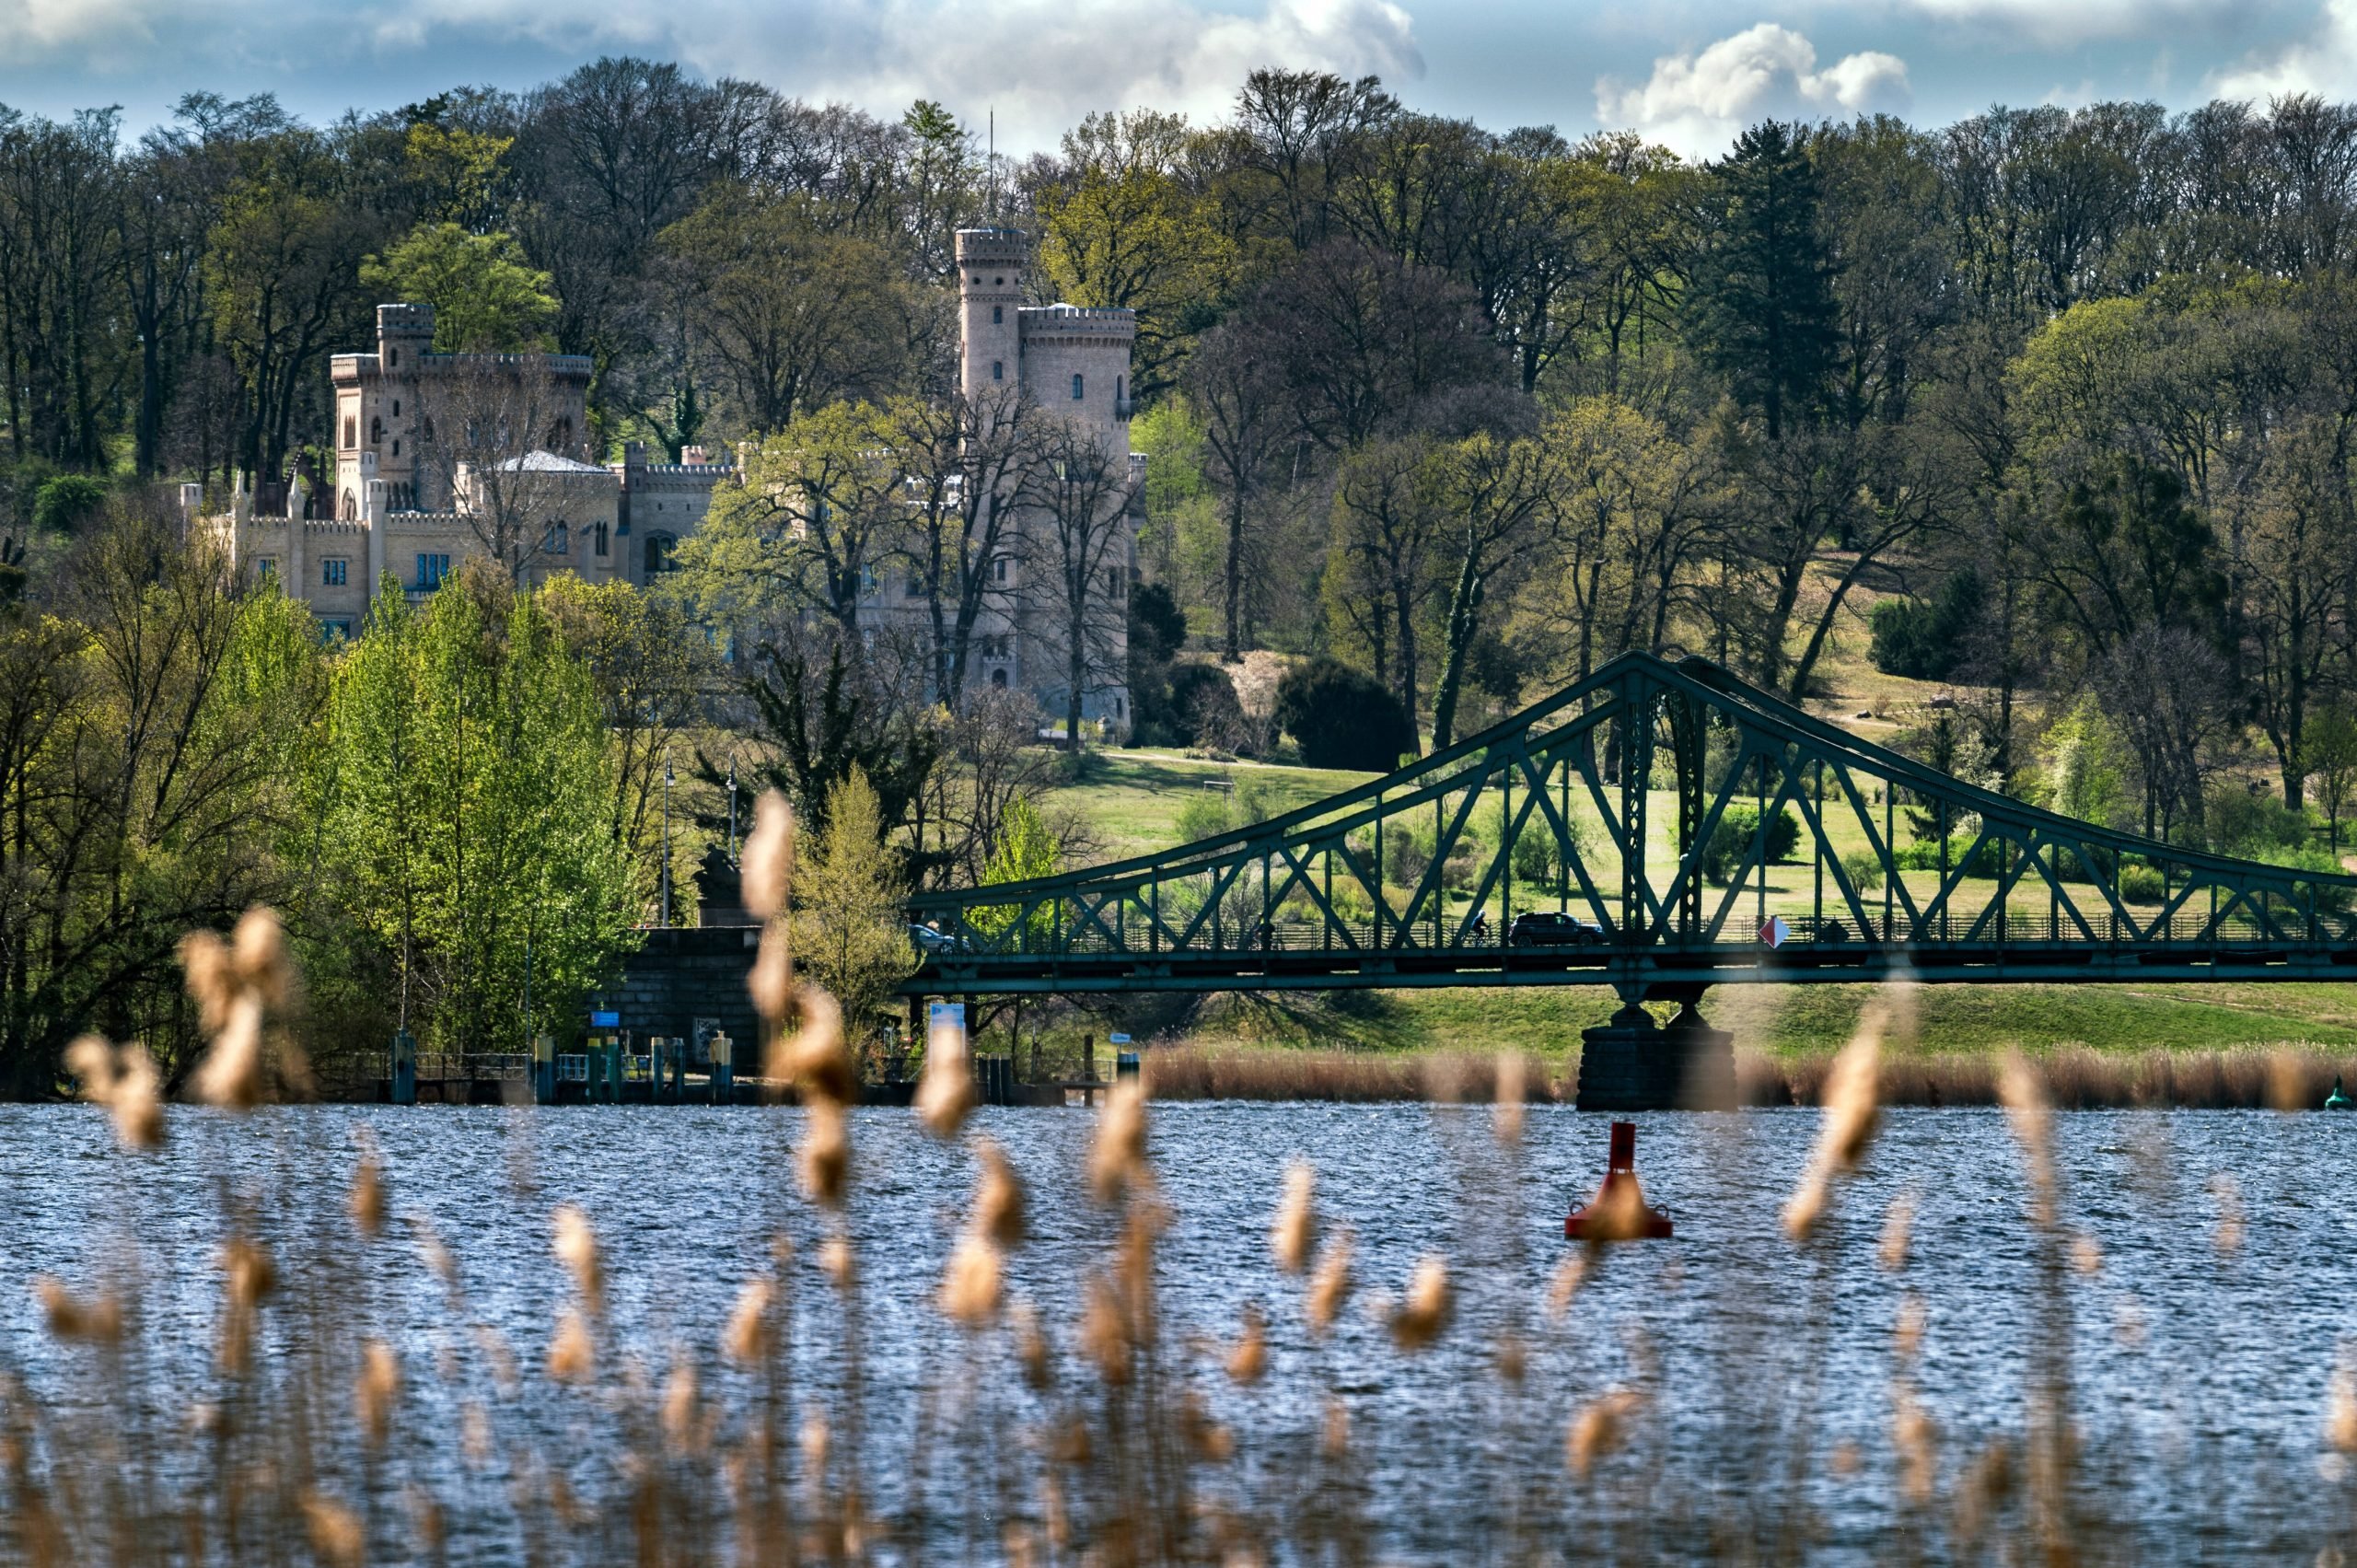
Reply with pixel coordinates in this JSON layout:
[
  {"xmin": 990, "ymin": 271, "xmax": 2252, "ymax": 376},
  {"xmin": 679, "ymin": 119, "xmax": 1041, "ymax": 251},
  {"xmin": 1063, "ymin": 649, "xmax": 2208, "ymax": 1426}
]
[{"xmin": 1, "ymin": 0, "xmax": 2351, "ymax": 157}]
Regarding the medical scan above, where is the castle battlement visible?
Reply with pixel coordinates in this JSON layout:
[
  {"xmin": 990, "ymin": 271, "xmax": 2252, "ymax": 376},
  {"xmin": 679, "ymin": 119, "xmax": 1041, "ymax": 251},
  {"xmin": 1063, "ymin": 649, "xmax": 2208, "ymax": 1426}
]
[
  {"xmin": 302, "ymin": 518, "xmax": 368, "ymax": 537},
  {"xmin": 956, "ymin": 227, "xmax": 1028, "ymax": 265}
]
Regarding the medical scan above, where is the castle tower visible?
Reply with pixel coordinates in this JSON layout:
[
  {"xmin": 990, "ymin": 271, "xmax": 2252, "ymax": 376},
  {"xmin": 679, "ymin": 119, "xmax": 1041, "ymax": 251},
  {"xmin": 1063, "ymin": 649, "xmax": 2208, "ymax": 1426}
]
[
  {"xmin": 376, "ymin": 303, "xmax": 435, "ymax": 377},
  {"xmin": 957, "ymin": 228, "xmax": 1027, "ymax": 405}
]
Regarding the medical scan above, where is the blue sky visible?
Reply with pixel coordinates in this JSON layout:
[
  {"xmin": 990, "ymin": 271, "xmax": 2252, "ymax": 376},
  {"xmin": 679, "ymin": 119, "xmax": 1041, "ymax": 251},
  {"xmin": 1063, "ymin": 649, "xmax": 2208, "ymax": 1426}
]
[{"xmin": 0, "ymin": 0, "xmax": 2346, "ymax": 157}]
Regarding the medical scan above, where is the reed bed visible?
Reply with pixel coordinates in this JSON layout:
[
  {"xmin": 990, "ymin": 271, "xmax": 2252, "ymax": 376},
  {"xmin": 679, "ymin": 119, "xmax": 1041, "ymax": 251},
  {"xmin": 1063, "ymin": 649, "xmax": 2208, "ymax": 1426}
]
[
  {"xmin": 1142, "ymin": 1042, "xmax": 2357, "ymax": 1109},
  {"xmin": 7, "ymin": 811, "xmax": 2357, "ymax": 1563}
]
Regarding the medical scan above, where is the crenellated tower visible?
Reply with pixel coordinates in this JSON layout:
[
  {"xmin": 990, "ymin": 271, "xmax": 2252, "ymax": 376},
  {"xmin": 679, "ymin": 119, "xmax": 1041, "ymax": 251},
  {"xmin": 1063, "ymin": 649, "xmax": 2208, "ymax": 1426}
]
[{"xmin": 957, "ymin": 228, "xmax": 1028, "ymax": 405}]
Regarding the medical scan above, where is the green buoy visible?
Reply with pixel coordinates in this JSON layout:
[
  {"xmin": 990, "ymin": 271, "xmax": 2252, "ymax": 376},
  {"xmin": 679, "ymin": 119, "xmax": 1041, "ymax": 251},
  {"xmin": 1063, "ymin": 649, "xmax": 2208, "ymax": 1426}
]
[{"xmin": 2328, "ymin": 1075, "xmax": 2353, "ymax": 1111}]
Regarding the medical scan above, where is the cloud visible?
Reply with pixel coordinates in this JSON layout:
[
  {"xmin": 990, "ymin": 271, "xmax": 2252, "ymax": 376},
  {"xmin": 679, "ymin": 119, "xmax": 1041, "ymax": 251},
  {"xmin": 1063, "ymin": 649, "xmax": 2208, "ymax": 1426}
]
[
  {"xmin": 1898, "ymin": 0, "xmax": 2242, "ymax": 49},
  {"xmin": 0, "ymin": 0, "xmax": 1420, "ymax": 153},
  {"xmin": 2212, "ymin": 0, "xmax": 2357, "ymax": 101},
  {"xmin": 1595, "ymin": 24, "xmax": 1910, "ymax": 158}
]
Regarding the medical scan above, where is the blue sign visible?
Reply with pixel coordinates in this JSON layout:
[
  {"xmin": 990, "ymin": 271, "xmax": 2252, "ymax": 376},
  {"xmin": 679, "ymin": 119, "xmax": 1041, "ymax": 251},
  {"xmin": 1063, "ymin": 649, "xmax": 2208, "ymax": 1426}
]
[
  {"xmin": 1109, "ymin": 1033, "xmax": 1132, "ymax": 1045},
  {"xmin": 589, "ymin": 1009, "xmax": 621, "ymax": 1028}
]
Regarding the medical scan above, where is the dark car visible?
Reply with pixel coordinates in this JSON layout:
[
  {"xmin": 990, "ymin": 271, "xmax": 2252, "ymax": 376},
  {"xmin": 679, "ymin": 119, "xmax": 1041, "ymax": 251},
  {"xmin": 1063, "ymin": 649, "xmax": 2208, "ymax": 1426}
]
[{"xmin": 1505, "ymin": 912, "xmax": 1608, "ymax": 948}]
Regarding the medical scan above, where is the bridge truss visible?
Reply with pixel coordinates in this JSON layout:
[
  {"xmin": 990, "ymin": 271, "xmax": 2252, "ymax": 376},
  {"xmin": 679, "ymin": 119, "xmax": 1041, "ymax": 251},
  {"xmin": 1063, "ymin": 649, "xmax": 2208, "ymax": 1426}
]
[{"xmin": 905, "ymin": 653, "xmax": 2357, "ymax": 999}]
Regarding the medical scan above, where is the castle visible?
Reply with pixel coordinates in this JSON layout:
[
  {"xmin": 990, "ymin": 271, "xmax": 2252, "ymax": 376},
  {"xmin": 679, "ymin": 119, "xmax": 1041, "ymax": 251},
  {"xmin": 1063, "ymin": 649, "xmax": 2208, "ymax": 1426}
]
[{"xmin": 202, "ymin": 229, "xmax": 1140, "ymax": 731}]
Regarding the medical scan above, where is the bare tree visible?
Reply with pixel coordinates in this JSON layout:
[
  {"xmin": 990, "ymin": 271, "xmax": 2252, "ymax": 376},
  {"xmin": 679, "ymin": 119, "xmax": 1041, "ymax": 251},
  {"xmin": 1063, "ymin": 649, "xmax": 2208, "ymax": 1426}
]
[
  {"xmin": 2096, "ymin": 624, "xmax": 2238, "ymax": 841},
  {"xmin": 1186, "ymin": 321, "xmax": 1286, "ymax": 661},
  {"xmin": 1026, "ymin": 424, "xmax": 1137, "ymax": 752},
  {"xmin": 412, "ymin": 355, "xmax": 595, "ymax": 581},
  {"xmin": 890, "ymin": 385, "xmax": 1046, "ymax": 704}
]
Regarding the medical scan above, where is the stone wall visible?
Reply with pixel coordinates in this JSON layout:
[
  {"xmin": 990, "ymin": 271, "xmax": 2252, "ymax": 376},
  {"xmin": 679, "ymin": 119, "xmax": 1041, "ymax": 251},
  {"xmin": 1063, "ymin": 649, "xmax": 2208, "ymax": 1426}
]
[{"xmin": 591, "ymin": 926, "xmax": 764, "ymax": 1062}]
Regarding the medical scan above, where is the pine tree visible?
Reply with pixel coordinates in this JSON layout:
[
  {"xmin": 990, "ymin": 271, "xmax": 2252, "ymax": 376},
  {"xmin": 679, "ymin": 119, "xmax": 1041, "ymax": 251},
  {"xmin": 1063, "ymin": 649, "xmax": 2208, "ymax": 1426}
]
[{"xmin": 1689, "ymin": 121, "xmax": 1840, "ymax": 440}]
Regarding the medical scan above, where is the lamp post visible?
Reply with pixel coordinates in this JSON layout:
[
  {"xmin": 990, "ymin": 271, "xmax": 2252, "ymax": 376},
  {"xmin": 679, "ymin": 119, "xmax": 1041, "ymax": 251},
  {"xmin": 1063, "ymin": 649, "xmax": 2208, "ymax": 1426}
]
[
  {"xmin": 660, "ymin": 752, "xmax": 675, "ymax": 929},
  {"xmin": 726, "ymin": 756, "xmax": 738, "ymax": 863}
]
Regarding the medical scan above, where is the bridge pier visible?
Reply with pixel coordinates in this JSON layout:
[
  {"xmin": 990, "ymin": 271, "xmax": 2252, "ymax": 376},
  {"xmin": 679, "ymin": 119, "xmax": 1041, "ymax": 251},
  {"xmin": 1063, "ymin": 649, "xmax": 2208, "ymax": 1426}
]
[{"xmin": 1574, "ymin": 989, "xmax": 1736, "ymax": 1111}]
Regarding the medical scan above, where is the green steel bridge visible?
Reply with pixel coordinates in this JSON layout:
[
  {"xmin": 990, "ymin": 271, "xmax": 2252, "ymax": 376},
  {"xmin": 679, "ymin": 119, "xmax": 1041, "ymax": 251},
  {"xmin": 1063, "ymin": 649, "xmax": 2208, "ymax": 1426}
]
[{"xmin": 905, "ymin": 652, "xmax": 2357, "ymax": 1012}]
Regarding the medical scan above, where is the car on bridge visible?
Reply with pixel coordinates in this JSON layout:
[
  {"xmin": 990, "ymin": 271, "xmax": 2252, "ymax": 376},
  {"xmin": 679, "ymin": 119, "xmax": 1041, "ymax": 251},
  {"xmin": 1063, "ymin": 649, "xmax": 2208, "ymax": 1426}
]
[
  {"xmin": 1505, "ymin": 912, "xmax": 1608, "ymax": 948},
  {"xmin": 910, "ymin": 923, "xmax": 970, "ymax": 955}
]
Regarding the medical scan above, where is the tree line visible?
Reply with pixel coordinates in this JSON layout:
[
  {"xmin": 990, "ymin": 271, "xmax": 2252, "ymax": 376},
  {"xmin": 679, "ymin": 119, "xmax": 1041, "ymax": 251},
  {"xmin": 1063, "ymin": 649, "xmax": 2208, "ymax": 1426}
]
[{"xmin": 10, "ymin": 64, "xmax": 2357, "ymax": 1084}]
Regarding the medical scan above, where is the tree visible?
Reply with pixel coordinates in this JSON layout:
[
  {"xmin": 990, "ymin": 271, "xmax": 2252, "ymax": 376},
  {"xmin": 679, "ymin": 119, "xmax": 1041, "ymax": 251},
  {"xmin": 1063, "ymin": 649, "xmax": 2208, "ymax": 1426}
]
[
  {"xmin": 324, "ymin": 563, "xmax": 634, "ymax": 1052},
  {"xmin": 1276, "ymin": 656, "xmax": 1415, "ymax": 772},
  {"xmin": 660, "ymin": 187, "xmax": 911, "ymax": 435},
  {"xmin": 2094, "ymin": 624, "xmax": 2237, "ymax": 841},
  {"xmin": 1185, "ymin": 324, "xmax": 1287, "ymax": 660},
  {"xmin": 971, "ymin": 794, "xmax": 1061, "ymax": 944},
  {"xmin": 1326, "ymin": 435, "xmax": 1442, "ymax": 728},
  {"xmin": 739, "ymin": 636, "xmax": 941, "ymax": 848},
  {"xmin": 1688, "ymin": 121, "xmax": 1840, "ymax": 441},
  {"xmin": 1425, "ymin": 431, "xmax": 1550, "ymax": 750},
  {"xmin": 359, "ymin": 222, "xmax": 558, "ymax": 352},
  {"xmin": 790, "ymin": 766, "xmax": 916, "ymax": 1046},
  {"xmin": 887, "ymin": 387, "xmax": 1045, "ymax": 706},
  {"xmin": 1027, "ymin": 422, "xmax": 1138, "ymax": 752},
  {"xmin": 411, "ymin": 354, "xmax": 596, "ymax": 580},
  {"xmin": 2303, "ymin": 706, "xmax": 2357, "ymax": 854}
]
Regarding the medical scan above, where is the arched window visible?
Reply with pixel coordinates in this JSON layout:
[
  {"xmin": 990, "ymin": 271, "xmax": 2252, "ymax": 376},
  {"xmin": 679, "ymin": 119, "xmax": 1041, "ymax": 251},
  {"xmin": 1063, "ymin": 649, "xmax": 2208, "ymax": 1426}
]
[
  {"xmin": 1072, "ymin": 373, "xmax": 1084, "ymax": 401},
  {"xmin": 593, "ymin": 521, "xmax": 609, "ymax": 557},
  {"xmin": 340, "ymin": 490, "xmax": 356, "ymax": 521},
  {"xmin": 992, "ymin": 305, "xmax": 1003, "ymax": 324},
  {"xmin": 993, "ymin": 361, "xmax": 1004, "ymax": 382},
  {"xmin": 990, "ymin": 668, "xmax": 1008, "ymax": 689},
  {"xmin": 391, "ymin": 439, "xmax": 400, "ymax": 458},
  {"xmin": 388, "ymin": 349, "xmax": 398, "ymax": 368},
  {"xmin": 370, "ymin": 416, "xmax": 382, "ymax": 445},
  {"xmin": 644, "ymin": 532, "xmax": 677, "ymax": 575},
  {"xmin": 391, "ymin": 399, "xmax": 401, "ymax": 416}
]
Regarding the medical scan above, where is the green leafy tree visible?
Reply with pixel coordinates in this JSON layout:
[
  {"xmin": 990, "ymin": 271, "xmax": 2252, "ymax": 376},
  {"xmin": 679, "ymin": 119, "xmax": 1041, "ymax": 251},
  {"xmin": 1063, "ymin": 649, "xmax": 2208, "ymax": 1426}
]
[
  {"xmin": 2303, "ymin": 706, "xmax": 2357, "ymax": 854},
  {"xmin": 359, "ymin": 222, "xmax": 558, "ymax": 352},
  {"xmin": 791, "ymin": 767, "xmax": 916, "ymax": 1048},
  {"xmin": 323, "ymin": 564, "xmax": 633, "ymax": 1052},
  {"xmin": 971, "ymin": 796, "xmax": 1062, "ymax": 943}
]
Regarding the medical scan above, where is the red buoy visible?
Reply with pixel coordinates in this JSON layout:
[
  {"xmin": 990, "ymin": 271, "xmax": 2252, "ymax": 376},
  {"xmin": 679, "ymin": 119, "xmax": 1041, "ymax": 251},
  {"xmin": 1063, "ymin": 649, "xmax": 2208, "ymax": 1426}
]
[{"xmin": 1565, "ymin": 1121, "xmax": 1674, "ymax": 1240}]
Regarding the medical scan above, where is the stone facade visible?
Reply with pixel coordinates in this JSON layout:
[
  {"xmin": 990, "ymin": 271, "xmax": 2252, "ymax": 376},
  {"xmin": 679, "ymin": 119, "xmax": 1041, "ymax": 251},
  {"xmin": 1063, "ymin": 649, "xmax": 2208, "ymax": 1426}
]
[
  {"xmin": 866, "ymin": 227, "xmax": 1142, "ymax": 734},
  {"xmin": 201, "ymin": 303, "xmax": 733, "ymax": 633}
]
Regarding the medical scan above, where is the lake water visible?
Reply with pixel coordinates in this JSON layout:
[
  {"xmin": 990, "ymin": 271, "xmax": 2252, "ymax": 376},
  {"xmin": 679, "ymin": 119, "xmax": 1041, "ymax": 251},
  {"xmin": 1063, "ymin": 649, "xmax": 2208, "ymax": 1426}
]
[{"xmin": 5, "ymin": 1100, "xmax": 2353, "ymax": 1562}]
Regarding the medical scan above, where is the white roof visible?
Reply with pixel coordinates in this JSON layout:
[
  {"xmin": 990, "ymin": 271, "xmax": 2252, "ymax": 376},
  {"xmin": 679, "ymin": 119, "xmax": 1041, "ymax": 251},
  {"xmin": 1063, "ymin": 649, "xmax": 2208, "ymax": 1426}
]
[{"xmin": 493, "ymin": 451, "xmax": 608, "ymax": 474}]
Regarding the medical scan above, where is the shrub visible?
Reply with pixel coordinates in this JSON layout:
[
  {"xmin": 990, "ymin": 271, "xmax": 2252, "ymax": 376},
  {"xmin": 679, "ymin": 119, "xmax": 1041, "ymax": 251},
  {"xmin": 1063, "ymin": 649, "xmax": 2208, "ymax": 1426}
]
[
  {"xmin": 1275, "ymin": 657, "xmax": 1416, "ymax": 772},
  {"xmin": 2116, "ymin": 863, "xmax": 2166, "ymax": 904},
  {"xmin": 1511, "ymin": 830, "xmax": 1555, "ymax": 886},
  {"xmin": 1891, "ymin": 837, "xmax": 2002, "ymax": 877},
  {"xmin": 1840, "ymin": 849, "xmax": 1885, "ymax": 895},
  {"xmin": 1869, "ymin": 568, "xmax": 1982, "ymax": 681},
  {"xmin": 33, "ymin": 473, "xmax": 106, "ymax": 536},
  {"xmin": 2205, "ymin": 785, "xmax": 2309, "ymax": 857},
  {"xmin": 1167, "ymin": 662, "xmax": 1246, "ymax": 750},
  {"xmin": 1172, "ymin": 790, "xmax": 1233, "ymax": 845},
  {"xmin": 1701, "ymin": 805, "xmax": 1801, "ymax": 885}
]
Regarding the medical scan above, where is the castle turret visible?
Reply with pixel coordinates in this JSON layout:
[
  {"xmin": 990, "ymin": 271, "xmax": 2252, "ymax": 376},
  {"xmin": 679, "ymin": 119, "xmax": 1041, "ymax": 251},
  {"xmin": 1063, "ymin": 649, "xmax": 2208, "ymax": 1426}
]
[
  {"xmin": 376, "ymin": 303, "xmax": 435, "ymax": 372},
  {"xmin": 957, "ymin": 229, "xmax": 1028, "ymax": 405}
]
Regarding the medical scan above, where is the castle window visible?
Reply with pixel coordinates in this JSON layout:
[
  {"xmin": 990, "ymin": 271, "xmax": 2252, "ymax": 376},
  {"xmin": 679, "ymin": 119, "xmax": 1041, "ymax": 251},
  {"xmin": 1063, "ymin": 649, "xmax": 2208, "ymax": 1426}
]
[
  {"xmin": 256, "ymin": 557, "xmax": 278, "ymax": 582},
  {"xmin": 416, "ymin": 553, "xmax": 450, "ymax": 590},
  {"xmin": 594, "ymin": 521, "xmax": 609, "ymax": 557},
  {"xmin": 991, "ymin": 668, "xmax": 1008, "ymax": 689},
  {"xmin": 1072, "ymin": 374, "xmax": 1084, "ymax": 401},
  {"xmin": 391, "ymin": 400, "xmax": 400, "ymax": 416},
  {"xmin": 546, "ymin": 522, "xmax": 570, "ymax": 554},
  {"xmin": 993, "ymin": 361, "xmax": 1004, "ymax": 382},
  {"xmin": 370, "ymin": 417, "xmax": 383, "ymax": 445},
  {"xmin": 993, "ymin": 277, "xmax": 1003, "ymax": 285},
  {"xmin": 391, "ymin": 439, "xmax": 400, "ymax": 458},
  {"xmin": 388, "ymin": 350, "xmax": 398, "ymax": 368},
  {"xmin": 993, "ymin": 555, "xmax": 1008, "ymax": 584},
  {"xmin": 423, "ymin": 419, "xmax": 434, "ymax": 442},
  {"xmin": 993, "ymin": 306, "xmax": 1003, "ymax": 324},
  {"xmin": 644, "ymin": 533, "xmax": 676, "ymax": 575},
  {"xmin": 322, "ymin": 559, "xmax": 347, "ymax": 587},
  {"xmin": 341, "ymin": 491, "xmax": 356, "ymax": 521},
  {"xmin": 320, "ymin": 619, "xmax": 354, "ymax": 644},
  {"xmin": 343, "ymin": 416, "xmax": 355, "ymax": 448}
]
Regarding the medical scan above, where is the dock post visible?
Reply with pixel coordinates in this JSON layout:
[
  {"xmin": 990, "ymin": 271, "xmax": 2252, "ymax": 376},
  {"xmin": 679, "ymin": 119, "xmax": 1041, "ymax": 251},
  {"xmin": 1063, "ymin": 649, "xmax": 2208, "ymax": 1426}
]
[
  {"xmin": 710, "ymin": 1030, "xmax": 734, "ymax": 1104},
  {"xmin": 533, "ymin": 1034, "xmax": 555, "ymax": 1105},
  {"xmin": 605, "ymin": 1038, "xmax": 623, "ymax": 1104},
  {"xmin": 390, "ymin": 1029, "xmax": 416, "ymax": 1106}
]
